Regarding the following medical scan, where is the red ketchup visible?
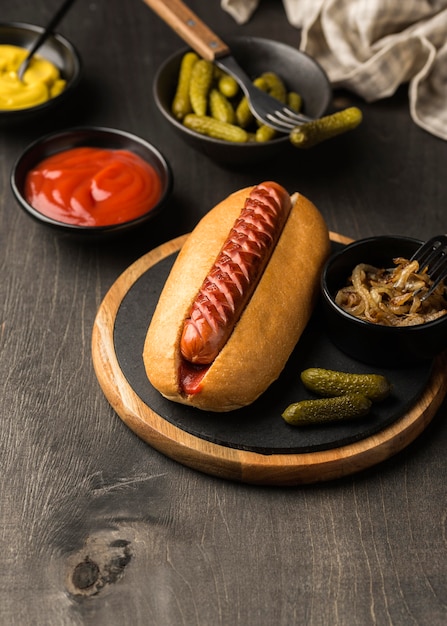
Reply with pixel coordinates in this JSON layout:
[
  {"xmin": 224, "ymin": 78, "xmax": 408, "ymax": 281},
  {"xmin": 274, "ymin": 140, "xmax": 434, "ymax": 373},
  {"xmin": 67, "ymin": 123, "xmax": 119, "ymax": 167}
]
[
  {"xmin": 178, "ymin": 361, "xmax": 209, "ymax": 396},
  {"xmin": 24, "ymin": 146, "xmax": 162, "ymax": 226}
]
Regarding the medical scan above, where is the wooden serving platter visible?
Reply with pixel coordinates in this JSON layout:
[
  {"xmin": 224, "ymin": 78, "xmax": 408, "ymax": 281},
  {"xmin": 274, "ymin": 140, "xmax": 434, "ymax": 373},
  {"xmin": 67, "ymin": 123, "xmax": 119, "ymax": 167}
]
[{"xmin": 91, "ymin": 233, "xmax": 447, "ymax": 485}]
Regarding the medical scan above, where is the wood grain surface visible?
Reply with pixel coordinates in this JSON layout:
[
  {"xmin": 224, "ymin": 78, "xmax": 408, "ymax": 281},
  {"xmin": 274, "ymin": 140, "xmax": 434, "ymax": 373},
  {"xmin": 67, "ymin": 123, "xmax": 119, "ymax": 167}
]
[{"xmin": 1, "ymin": 1, "xmax": 447, "ymax": 625}]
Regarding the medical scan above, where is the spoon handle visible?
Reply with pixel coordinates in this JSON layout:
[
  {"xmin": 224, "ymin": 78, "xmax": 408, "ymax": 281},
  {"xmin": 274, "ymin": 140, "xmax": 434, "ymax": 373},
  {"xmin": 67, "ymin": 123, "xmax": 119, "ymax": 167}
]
[
  {"xmin": 27, "ymin": 0, "xmax": 77, "ymax": 57},
  {"xmin": 142, "ymin": 0, "xmax": 230, "ymax": 61},
  {"xmin": 19, "ymin": 0, "xmax": 77, "ymax": 79}
]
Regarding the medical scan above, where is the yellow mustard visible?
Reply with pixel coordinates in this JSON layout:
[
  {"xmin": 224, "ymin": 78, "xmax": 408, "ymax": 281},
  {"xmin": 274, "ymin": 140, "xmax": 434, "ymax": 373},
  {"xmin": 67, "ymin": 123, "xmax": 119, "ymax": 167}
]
[{"xmin": 0, "ymin": 44, "xmax": 66, "ymax": 110}]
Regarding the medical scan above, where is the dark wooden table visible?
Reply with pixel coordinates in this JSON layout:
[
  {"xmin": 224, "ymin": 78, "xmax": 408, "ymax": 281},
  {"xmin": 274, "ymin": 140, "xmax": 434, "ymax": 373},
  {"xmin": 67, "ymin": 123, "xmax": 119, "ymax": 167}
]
[{"xmin": 2, "ymin": 1, "xmax": 446, "ymax": 624}]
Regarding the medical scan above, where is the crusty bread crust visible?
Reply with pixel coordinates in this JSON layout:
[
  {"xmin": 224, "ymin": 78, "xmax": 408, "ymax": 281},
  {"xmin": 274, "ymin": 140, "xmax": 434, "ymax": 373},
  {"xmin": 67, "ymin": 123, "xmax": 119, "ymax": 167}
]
[{"xmin": 143, "ymin": 186, "xmax": 330, "ymax": 411}]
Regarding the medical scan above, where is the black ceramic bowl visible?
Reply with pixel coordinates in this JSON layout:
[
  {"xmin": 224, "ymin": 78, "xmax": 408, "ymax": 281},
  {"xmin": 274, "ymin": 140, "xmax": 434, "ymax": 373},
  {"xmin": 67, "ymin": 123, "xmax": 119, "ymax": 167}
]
[
  {"xmin": 11, "ymin": 126, "xmax": 173, "ymax": 238},
  {"xmin": 0, "ymin": 22, "xmax": 82, "ymax": 121},
  {"xmin": 154, "ymin": 37, "xmax": 332, "ymax": 165},
  {"xmin": 321, "ymin": 236, "xmax": 447, "ymax": 367}
]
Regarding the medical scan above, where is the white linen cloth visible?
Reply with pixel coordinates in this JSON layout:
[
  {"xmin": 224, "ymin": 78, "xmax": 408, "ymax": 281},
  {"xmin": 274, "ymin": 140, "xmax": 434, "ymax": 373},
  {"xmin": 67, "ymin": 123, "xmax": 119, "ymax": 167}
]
[{"xmin": 221, "ymin": 0, "xmax": 447, "ymax": 140}]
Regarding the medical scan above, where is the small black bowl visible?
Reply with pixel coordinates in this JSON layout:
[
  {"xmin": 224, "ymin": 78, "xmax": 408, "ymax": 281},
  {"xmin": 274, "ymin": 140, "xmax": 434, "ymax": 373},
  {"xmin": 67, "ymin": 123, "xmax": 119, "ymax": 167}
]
[
  {"xmin": 0, "ymin": 21, "xmax": 81, "ymax": 121},
  {"xmin": 10, "ymin": 126, "xmax": 173, "ymax": 238},
  {"xmin": 321, "ymin": 235, "xmax": 447, "ymax": 367},
  {"xmin": 154, "ymin": 36, "xmax": 332, "ymax": 165}
]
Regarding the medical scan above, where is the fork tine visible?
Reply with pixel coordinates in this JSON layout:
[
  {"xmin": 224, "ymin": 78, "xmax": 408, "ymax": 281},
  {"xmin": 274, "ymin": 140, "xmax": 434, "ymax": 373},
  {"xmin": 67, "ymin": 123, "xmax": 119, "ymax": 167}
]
[
  {"xmin": 411, "ymin": 237, "xmax": 447, "ymax": 274},
  {"xmin": 410, "ymin": 238, "xmax": 435, "ymax": 265},
  {"xmin": 252, "ymin": 113, "xmax": 294, "ymax": 132},
  {"xmin": 419, "ymin": 246, "xmax": 443, "ymax": 270},
  {"xmin": 428, "ymin": 247, "xmax": 447, "ymax": 277},
  {"xmin": 420, "ymin": 269, "xmax": 447, "ymax": 300},
  {"xmin": 413, "ymin": 237, "xmax": 447, "ymax": 301},
  {"xmin": 267, "ymin": 107, "xmax": 313, "ymax": 127},
  {"xmin": 263, "ymin": 108, "xmax": 314, "ymax": 132},
  {"xmin": 264, "ymin": 112, "xmax": 297, "ymax": 131}
]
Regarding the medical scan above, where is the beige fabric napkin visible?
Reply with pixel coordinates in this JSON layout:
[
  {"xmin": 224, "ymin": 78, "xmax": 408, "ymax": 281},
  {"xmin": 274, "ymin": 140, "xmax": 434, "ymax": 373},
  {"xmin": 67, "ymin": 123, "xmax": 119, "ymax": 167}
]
[{"xmin": 221, "ymin": 0, "xmax": 447, "ymax": 141}]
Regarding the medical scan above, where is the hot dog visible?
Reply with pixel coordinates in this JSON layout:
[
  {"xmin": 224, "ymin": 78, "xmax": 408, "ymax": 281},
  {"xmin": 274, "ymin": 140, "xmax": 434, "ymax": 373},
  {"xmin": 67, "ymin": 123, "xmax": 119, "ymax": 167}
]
[{"xmin": 143, "ymin": 182, "xmax": 330, "ymax": 412}]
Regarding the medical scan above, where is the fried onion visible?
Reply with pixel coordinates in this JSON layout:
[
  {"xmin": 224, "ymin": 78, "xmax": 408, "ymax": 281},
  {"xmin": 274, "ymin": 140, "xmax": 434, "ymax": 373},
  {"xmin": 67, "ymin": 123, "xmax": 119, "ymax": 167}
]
[{"xmin": 335, "ymin": 257, "xmax": 447, "ymax": 326}]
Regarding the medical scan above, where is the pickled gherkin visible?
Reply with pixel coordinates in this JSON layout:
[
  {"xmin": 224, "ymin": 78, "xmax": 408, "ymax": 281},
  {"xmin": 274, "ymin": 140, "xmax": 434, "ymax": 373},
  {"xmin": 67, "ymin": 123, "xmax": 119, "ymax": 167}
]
[
  {"xmin": 290, "ymin": 107, "xmax": 363, "ymax": 149},
  {"xmin": 287, "ymin": 91, "xmax": 302, "ymax": 112},
  {"xmin": 183, "ymin": 114, "xmax": 249, "ymax": 142},
  {"xmin": 235, "ymin": 77, "xmax": 267, "ymax": 129},
  {"xmin": 255, "ymin": 124, "xmax": 277, "ymax": 142},
  {"xmin": 189, "ymin": 59, "xmax": 214, "ymax": 116},
  {"xmin": 235, "ymin": 96, "xmax": 254, "ymax": 129},
  {"xmin": 300, "ymin": 368, "xmax": 391, "ymax": 402},
  {"xmin": 218, "ymin": 73, "xmax": 239, "ymax": 99},
  {"xmin": 209, "ymin": 89, "xmax": 235, "ymax": 124},
  {"xmin": 282, "ymin": 393, "xmax": 372, "ymax": 426},
  {"xmin": 171, "ymin": 51, "xmax": 199, "ymax": 121},
  {"xmin": 259, "ymin": 71, "xmax": 287, "ymax": 103}
]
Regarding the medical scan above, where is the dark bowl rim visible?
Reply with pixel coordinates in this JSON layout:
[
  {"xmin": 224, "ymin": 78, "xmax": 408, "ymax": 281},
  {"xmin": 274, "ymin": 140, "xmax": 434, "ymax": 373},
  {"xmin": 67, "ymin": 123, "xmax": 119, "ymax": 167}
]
[
  {"xmin": 321, "ymin": 234, "xmax": 447, "ymax": 332},
  {"xmin": 153, "ymin": 35, "xmax": 332, "ymax": 149},
  {"xmin": 10, "ymin": 125, "xmax": 173, "ymax": 235},
  {"xmin": 0, "ymin": 21, "xmax": 82, "ymax": 117}
]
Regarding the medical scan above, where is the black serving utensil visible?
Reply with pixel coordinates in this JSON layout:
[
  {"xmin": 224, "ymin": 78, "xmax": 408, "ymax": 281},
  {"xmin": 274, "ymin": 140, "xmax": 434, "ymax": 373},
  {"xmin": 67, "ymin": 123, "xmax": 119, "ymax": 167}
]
[
  {"xmin": 410, "ymin": 234, "xmax": 447, "ymax": 300},
  {"xmin": 17, "ymin": 0, "xmax": 77, "ymax": 81}
]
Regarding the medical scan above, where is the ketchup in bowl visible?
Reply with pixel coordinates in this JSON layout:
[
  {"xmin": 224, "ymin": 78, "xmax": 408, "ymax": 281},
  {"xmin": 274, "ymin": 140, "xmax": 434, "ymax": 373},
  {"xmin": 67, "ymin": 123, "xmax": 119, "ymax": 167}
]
[{"xmin": 24, "ymin": 146, "xmax": 163, "ymax": 227}]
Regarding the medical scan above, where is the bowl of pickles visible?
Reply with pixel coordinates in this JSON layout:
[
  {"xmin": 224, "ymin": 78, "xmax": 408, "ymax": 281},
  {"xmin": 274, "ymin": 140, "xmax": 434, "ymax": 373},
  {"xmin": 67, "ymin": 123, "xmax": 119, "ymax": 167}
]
[{"xmin": 153, "ymin": 36, "xmax": 333, "ymax": 165}]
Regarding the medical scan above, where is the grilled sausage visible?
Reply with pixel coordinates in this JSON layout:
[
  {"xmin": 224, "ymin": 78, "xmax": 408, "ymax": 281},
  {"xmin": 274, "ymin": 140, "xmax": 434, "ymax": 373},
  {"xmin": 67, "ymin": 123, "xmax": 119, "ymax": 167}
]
[{"xmin": 180, "ymin": 182, "xmax": 292, "ymax": 364}]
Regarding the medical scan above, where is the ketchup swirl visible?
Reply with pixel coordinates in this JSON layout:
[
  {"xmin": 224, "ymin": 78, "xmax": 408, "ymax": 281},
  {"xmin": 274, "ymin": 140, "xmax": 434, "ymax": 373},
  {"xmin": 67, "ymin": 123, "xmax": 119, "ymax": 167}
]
[{"xmin": 24, "ymin": 147, "xmax": 162, "ymax": 226}]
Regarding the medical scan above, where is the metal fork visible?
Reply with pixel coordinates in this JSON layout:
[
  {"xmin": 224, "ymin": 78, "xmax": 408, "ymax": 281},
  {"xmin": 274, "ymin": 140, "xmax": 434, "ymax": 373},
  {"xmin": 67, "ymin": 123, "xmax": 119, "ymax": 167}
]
[
  {"xmin": 410, "ymin": 234, "xmax": 447, "ymax": 300},
  {"xmin": 143, "ymin": 0, "xmax": 313, "ymax": 132},
  {"xmin": 214, "ymin": 55, "xmax": 313, "ymax": 131}
]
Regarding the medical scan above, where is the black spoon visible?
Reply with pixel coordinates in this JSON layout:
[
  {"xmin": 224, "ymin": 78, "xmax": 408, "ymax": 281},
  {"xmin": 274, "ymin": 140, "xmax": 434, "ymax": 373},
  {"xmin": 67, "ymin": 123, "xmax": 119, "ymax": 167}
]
[{"xmin": 17, "ymin": 0, "xmax": 77, "ymax": 81}]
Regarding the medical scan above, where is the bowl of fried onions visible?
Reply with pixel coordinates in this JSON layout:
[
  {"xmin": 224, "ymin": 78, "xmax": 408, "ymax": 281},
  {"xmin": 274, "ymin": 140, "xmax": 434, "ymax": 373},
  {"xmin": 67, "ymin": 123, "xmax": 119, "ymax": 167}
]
[{"xmin": 321, "ymin": 235, "xmax": 447, "ymax": 366}]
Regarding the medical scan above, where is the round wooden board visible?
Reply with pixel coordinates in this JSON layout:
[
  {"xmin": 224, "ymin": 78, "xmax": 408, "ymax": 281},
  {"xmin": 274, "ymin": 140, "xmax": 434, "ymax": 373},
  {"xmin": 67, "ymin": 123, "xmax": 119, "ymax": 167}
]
[{"xmin": 91, "ymin": 233, "xmax": 447, "ymax": 486}]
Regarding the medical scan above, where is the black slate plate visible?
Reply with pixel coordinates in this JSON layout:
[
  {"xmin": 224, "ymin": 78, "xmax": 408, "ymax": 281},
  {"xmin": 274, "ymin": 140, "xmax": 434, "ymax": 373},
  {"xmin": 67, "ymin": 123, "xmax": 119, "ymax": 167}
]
[{"xmin": 113, "ymin": 242, "xmax": 433, "ymax": 455}]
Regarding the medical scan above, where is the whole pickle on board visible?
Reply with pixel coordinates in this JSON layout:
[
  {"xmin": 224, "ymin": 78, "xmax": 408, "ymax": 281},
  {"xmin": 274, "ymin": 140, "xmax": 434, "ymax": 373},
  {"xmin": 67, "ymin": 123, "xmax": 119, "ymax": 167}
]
[
  {"xmin": 282, "ymin": 393, "xmax": 372, "ymax": 426},
  {"xmin": 300, "ymin": 368, "xmax": 392, "ymax": 402}
]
